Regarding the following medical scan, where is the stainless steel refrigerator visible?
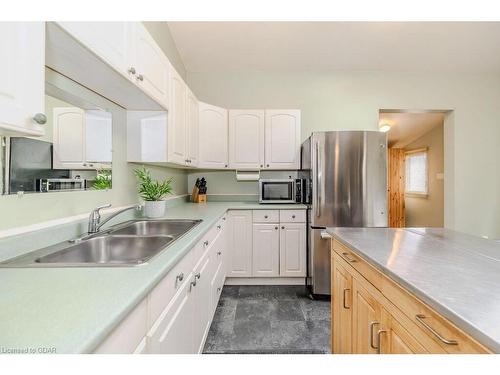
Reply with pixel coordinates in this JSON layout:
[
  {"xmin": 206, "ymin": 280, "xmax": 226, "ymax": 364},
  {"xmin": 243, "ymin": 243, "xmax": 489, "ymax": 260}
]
[{"xmin": 300, "ymin": 131, "xmax": 388, "ymax": 296}]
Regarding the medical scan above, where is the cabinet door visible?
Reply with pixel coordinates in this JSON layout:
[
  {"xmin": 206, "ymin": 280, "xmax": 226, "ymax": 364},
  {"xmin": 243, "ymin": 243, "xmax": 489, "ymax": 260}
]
[
  {"xmin": 52, "ymin": 107, "xmax": 86, "ymax": 169},
  {"xmin": 352, "ymin": 279, "xmax": 382, "ymax": 354},
  {"xmin": 57, "ymin": 22, "xmax": 131, "ymax": 78},
  {"xmin": 85, "ymin": 110, "xmax": 112, "ymax": 163},
  {"xmin": 252, "ymin": 224, "xmax": 280, "ymax": 277},
  {"xmin": 186, "ymin": 88, "xmax": 199, "ymax": 167},
  {"xmin": 380, "ymin": 309, "xmax": 428, "ymax": 354},
  {"xmin": 264, "ymin": 110, "xmax": 301, "ymax": 169},
  {"xmin": 332, "ymin": 258, "xmax": 353, "ymax": 353},
  {"xmin": 0, "ymin": 22, "xmax": 45, "ymax": 136},
  {"xmin": 193, "ymin": 255, "xmax": 212, "ymax": 353},
  {"xmin": 148, "ymin": 275, "xmax": 195, "ymax": 354},
  {"xmin": 227, "ymin": 210, "xmax": 253, "ymax": 277},
  {"xmin": 167, "ymin": 66, "xmax": 187, "ymax": 165},
  {"xmin": 199, "ymin": 102, "xmax": 228, "ymax": 169},
  {"xmin": 228, "ymin": 110, "xmax": 265, "ymax": 169},
  {"xmin": 132, "ymin": 23, "xmax": 169, "ymax": 109},
  {"xmin": 279, "ymin": 223, "xmax": 306, "ymax": 277}
]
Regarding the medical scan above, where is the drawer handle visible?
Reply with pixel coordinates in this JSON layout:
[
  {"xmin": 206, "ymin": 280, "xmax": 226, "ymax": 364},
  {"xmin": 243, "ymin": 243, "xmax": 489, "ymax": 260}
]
[
  {"xmin": 175, "ymin": 272, "xmax": 184, "ymax": 287},
  {"xmin": 342, "ymin": 288, "xmax": 350, "ymax": 309},
  {"xmin": 415, "ymin": 314, "xmax": 458, "ymax": 345},
  {"xmin": 369, "ymin": 321, "xmax": 380, "ymax": 350},
  {"xmin": 341, "ymin": 252, "xmax": 357, "ymax": 263},
  {"xmin": 376, "ymin": 329, "xmax": 387, "ymax": 354}
]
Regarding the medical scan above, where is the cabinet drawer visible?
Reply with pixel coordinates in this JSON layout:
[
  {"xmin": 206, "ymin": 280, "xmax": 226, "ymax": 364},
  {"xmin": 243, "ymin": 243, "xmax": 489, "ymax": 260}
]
[
  {"xmin": 148, "ymin": 249, "xmax": 194, "ymax": 328},
  {"xmin": 94, "ymin": 298, "xmax": 147, "ymax": 354},
  {"xmin": 252, "ymin": 210, "xmax": 279, "ymax": 223},
  {"xmin": 279, "ymin": 209, "xmax": 306, "ymax": 223}
]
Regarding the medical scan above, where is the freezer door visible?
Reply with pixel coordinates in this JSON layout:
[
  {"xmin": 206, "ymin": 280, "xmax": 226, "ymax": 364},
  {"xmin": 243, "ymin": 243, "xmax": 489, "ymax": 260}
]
[
  {"xmin": 308, "ymin": 228, "xmax": 331, "ymax": 295},
  {"xmin": 310, "ymin": 131, "xmax": 387, "ymax": 228}
]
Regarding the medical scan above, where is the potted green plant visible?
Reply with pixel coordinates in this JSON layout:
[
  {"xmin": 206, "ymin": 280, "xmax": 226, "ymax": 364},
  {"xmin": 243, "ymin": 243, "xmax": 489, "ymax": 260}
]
[{"xmin": 134, "ymin": 167, "xmax": 173, "ymax": 218}]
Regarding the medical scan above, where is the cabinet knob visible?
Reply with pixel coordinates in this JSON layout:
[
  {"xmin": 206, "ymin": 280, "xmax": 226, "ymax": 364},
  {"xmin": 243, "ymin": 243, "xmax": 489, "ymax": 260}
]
[
  {"xmin": 137, "ymin": 74, "xmax": 144, "ymax": 81},
  {"xmin": 275, "ymin": 226, "xmax": 278, "ymax": 230},
  {"xmin": 266, "ymin": 164, "xmax": 270, "ymax": 167},
  {"xmin": 195, "ymin": 272, "xmax": 201, "ymax": 280},
  {"xmin": 281, "ymin": 226, "xmax": 285, "ymax": 229},
  {"xmin": 217, "ymin": 287, "xmax": 221, "ymax": 294},
  {"xmin": 128, "ymin": 67, "xmax": 136, "ymax": 75},
  {"xmin": 217, "ymin": 225, "xmax": 221, "ymax": 229},
  {"xmin": 204, "ymin": 240, "xmax": 209, "ymax": 246},
  {"xmin": 292, "ymin": 215, "xmax": 296, "ymax": 219},
  {"xmin": 260, "ymin": 164, "xmax": 263, "ymax": 168},
  {"xmin": 224, "ymin": 164, "xmax": 228, "ymax": 168},
  {"xmin": 33, "ymin": 113, "xmax": 47, "ymax": 125},
  {"xmin": 222, "ymin": 217, "xmax": 226, "ymax": 221},
  {"xmin": 217, "ymin": 251, "xmax": 222, "ymax": 256},
  {"xmin": 264, "ymin": 215, "xmax": 268, "ymax": 219}
]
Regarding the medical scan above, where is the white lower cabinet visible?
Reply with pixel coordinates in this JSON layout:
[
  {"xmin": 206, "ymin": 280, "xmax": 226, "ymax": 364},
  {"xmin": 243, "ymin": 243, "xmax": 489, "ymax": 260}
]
[
  {"xmin": 252, "ymin": 224, "xmax": 280, "ymax": 277},
  {"xmin": 227, "ymin": 210, "xmax": 253, "ymax": 277},
  {"xmin": 279, "ymin": 223, "xmax": 306, "ymax": 277},
  {"xmin": 192, "ymin": 254, "xmax": 212, "ymax": 353},
  {"xmin": 148, "ymin": 273, "xmax": 195, "ymax": 354}
]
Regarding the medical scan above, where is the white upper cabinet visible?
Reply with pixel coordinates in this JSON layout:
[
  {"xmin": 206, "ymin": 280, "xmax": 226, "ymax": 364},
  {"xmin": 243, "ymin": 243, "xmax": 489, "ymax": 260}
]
[
  {"xmin": 228, "ymin": 110, "xmax": 265, "ymax": 169},
  {"xmin": 52, "ymin": 107, "xmax": 85, "ymax": 169},
  {"xmin": 264, "ymin": 110, "xmax": 301, "ymax": 169},
  {"xmin": 85, "ymin": 110, "xmax": 112, "ymax": 163},
  {"xmin": 57, "ymin": 22, "xmax": 131, "ymax": 78},
  {"xmin": 53, "ymin": 107, "xmax": 112, "ymax": 170},
  {"xmin": 198, "ymin": 102, "xmax": 229, "ymax": 169},
  {"xmin": 186, "ymin": 88, "xmax": 199, "ymax": 167},
  {"xmin": 167, "ymin": 65, "xmax": 187, "ymax": 165},
  {"xmin": 130, "ymin": 23, "xmax": 170, "ymax": 109},
  {"xmin": 0, "ymin": 22, "xmax": 45, "ymax": 136}
]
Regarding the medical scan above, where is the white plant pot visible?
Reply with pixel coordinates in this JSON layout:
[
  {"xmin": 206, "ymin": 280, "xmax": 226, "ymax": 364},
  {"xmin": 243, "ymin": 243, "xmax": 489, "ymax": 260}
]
[{"xmin": 144, "ymin": 200, "xmax": 166, "ymax": 218}]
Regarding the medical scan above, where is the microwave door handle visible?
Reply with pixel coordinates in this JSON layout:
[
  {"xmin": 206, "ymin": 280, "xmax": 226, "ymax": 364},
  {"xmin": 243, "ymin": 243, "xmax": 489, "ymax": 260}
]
[{"xmin": 316, "ymin": 141, "xmax": 321, "ymax": 217}]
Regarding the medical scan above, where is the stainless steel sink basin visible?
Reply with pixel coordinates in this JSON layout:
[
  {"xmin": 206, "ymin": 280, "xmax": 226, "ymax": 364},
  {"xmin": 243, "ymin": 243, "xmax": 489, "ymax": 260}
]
[
  {"xmin": 35, "ymin": 235, "xmax": 173, "ymax": 265},
  {"xmin": 109, "ymin": 219, "xmax": 201, "ymax": 237},
  {"xmin": 0, "ymin": 219, "xmax": 202, "ymax": 267}
]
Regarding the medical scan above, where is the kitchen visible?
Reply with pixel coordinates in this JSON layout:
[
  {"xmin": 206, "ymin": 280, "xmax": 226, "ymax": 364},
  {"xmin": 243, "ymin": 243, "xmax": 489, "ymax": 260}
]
[{"xmin": 1, "ymin": 2, "xmax": 500, "ymax": 373}]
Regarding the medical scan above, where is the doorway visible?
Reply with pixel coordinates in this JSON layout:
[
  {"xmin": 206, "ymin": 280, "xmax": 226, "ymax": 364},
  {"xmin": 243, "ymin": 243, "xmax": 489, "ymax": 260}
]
[{"xmin": 380, "ymin": 110, "xmax": 446, "ymax": 228}]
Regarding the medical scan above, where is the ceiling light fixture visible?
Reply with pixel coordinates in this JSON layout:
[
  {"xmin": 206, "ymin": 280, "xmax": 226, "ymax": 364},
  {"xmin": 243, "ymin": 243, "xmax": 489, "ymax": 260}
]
[{"xmin": 379, "ymin": 123, "xmax": 391, "ymax": 133}]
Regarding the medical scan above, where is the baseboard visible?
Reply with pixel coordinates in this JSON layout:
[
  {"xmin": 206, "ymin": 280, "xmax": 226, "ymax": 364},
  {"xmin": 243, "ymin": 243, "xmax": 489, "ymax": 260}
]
[{"xmin": 225, "ymin": 277, "xmax": 306, "ymax": 286}]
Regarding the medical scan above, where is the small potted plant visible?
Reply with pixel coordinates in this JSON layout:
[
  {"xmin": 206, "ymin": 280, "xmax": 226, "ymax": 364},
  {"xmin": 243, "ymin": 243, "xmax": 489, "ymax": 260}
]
[{"xmin": 134, "ymin": 167, "xmax": 173, "ymax": 218}]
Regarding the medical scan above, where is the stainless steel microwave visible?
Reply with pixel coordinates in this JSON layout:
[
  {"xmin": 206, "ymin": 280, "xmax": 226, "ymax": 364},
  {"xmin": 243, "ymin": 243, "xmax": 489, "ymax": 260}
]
[{"xmin": 259, "ymin": 178, "xmax": 304, "ymax": 204}]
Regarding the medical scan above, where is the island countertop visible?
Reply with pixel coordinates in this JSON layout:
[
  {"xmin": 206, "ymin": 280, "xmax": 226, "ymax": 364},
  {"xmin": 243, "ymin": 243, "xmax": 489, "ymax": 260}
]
[{"xmin": 327, "ymin": 227, "xmax": 500, "ymax": 353}]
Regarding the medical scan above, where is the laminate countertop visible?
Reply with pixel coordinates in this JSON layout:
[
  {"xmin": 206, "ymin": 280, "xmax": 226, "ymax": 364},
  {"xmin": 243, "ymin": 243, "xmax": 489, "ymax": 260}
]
[
  {"xmin": 0, "ymin": 202, "xmax": 305, "ymax": 354},
  {"xmin": 327, "ymin": 227, "xmax": 500, "ymax": 353}
]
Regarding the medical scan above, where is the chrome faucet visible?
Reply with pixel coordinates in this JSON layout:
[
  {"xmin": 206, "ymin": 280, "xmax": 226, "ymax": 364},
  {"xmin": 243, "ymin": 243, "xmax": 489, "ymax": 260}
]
[{"xmin": 88, "ymin": 204, "xmax": 143, "ymax": 234}]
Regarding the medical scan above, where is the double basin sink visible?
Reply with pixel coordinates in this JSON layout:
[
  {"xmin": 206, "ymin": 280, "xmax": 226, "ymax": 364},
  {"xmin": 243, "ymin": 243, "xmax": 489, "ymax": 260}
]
[{"xmin": 1, "ymin": 219, "xmax": 202, "ymax": 267}]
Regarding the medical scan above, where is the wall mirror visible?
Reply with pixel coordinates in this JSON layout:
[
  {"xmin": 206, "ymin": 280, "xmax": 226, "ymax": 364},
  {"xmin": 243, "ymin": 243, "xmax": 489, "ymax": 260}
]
[{"xmin": 0, "ymin": 68, "xmax": 114, "ymax": 195}]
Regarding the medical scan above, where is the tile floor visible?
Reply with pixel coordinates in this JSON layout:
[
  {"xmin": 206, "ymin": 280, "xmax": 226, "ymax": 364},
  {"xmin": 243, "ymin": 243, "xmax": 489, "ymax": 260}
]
[{"xmin": 203, "ymin": 285, "xmax": 331, "ymax": 354}]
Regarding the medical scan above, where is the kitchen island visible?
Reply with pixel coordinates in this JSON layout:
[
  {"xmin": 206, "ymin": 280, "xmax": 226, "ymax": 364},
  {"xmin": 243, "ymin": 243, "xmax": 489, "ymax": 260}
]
[{"xmin": 328, "ymin": 227, "xmax": 500, "ymax": 353}]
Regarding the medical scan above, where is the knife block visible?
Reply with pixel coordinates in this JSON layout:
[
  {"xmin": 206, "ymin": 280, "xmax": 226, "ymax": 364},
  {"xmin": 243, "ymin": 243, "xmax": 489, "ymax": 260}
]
[{"xmin": 194, "ymin": 194, "xmax": 207, "ymax": 203}]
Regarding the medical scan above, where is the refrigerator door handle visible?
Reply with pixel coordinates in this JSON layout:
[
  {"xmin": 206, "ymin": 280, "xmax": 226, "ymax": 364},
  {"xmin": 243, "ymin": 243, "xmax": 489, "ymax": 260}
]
[
  {"xmin": 315, "ymin": 141, "xmax": 321, "ymax": 217},
  {"xmin": 320, "ymin": 231, "xmax": 332, "ymax": 239}
]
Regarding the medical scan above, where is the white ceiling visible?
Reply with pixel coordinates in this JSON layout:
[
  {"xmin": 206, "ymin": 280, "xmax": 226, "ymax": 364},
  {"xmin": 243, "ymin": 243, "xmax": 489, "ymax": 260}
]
[
  {"xmin": 168, "ymin": 22, "xmax": 500, "ymax": 73},
  {"xmin": 380, "ymin": 112, "xmax": 445, "ymax": 148}
]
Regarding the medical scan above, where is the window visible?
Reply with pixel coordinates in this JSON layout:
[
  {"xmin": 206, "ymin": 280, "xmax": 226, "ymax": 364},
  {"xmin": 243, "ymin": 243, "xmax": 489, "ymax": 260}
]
[{"xmin": 405, "ymin": 149, "xmax": 428, "ymax": 195}]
